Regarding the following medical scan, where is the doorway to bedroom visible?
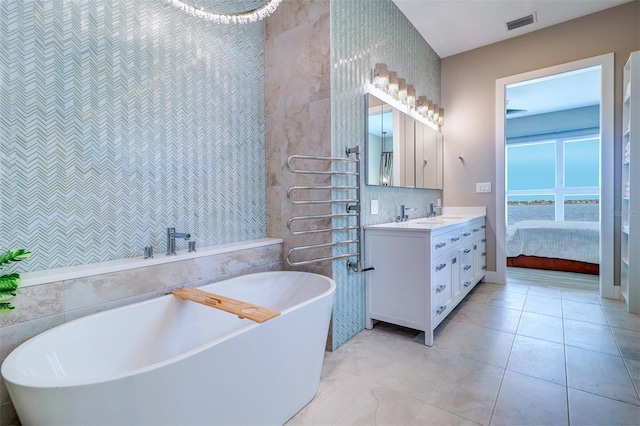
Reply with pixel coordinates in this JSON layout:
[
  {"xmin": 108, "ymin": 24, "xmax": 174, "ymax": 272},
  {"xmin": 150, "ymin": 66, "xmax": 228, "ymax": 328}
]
[{"xmin": 495, "ymin": 54, "xmax": 615, "ymax": 298}]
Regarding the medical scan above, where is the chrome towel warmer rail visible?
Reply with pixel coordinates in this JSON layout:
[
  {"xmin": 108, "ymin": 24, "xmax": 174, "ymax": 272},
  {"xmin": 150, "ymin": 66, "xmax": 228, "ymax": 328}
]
[{"xmin": 286, "ymin": 146, "xmax": 363, "ymax": 272}]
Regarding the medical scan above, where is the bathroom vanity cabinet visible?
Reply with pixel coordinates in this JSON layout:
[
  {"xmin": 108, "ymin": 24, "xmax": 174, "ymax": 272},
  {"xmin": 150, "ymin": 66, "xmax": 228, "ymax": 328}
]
[{"xmin": 364, "ymin": 214, "xmax": 486, "ymax": 346}]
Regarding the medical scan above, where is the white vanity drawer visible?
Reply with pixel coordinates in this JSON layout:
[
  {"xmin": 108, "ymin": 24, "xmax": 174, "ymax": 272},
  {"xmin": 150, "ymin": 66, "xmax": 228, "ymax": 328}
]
[
  {"xmin": 459, "ymin": 245, "xmax": 474, "ymax": 291},
  {"xmin": 431, "ymin": 234, "xmax": 451, "ymax": 254},
  {"xmin": 433, "ymin": 226, "xmax": 465, "ymax": 252},
  {"xmin": 459, "ymin": 226, "xmax": 474, "ymax": 242},
  {"xmin": 432, "ymin": 255, "xmax": 453, "ymax": 325},
  {"xmin": 445, "ymin": 232, "xmax": 462, "ymax": 249}
]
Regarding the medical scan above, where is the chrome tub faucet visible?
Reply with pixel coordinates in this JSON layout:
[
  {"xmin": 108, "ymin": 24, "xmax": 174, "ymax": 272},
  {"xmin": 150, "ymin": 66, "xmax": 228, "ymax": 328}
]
[{"xmin": 166, "ymin": 227, "xmax": 191, "ymax": 255}]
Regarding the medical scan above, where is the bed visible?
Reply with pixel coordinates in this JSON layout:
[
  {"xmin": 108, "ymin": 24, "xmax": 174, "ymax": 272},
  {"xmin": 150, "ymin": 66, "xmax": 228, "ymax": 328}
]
[{"xmin": 506, "ymin": 220, "xmax": 600, "ymax": 275}]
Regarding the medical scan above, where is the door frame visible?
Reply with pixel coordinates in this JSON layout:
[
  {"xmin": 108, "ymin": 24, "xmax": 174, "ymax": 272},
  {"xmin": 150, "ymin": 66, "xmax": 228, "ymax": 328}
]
[{"xmin": 494, "ymin": 53, "xmax": 616, "ymax": 299}]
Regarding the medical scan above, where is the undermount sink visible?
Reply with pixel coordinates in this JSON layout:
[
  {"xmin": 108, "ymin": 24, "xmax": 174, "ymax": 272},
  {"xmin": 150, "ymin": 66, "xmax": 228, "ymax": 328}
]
[{"xmin": 415, "ymin": 216, "xmax": 464, "ymax": 224}]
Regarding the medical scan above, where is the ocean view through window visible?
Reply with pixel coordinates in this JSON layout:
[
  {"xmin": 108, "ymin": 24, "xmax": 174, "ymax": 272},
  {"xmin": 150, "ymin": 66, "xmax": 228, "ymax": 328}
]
[{"xmin": 506, "ymin": 136, "xmax": 600, "ymax": 225}]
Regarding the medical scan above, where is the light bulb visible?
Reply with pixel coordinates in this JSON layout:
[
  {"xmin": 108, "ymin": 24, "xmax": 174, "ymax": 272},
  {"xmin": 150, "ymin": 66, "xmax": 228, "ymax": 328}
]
[{"xmin": 373, "ymin": 63, "xmax": 389, "ymax": 91}]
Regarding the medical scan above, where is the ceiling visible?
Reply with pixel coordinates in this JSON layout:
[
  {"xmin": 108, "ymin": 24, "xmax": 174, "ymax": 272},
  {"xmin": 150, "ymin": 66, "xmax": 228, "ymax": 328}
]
[
  {"xmin": 505, "ymin": 66, "xmax": 601, "ymax": 118},
  {"xmin": 392, "ymin": 0, "xmax": 632, "ymax": 58}
]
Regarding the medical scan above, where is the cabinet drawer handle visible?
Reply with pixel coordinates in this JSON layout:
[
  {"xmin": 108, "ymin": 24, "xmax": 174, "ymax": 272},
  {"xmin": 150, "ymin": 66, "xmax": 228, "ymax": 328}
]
[
  {"xmin": 451, "ymin": 257, "xmax": 457, "ymax": 264},
  {"xmin": 463, "ymin": 281, "xmax": 472, "ymax": 287},
  {"xmin": 436, "ymin": 306, "xmax": 446, "ymax": 315},
  {"xmin": 436, "ymin": 284, "xmax": 447, "ymax": 293},
  {"xmin": 473, "ymin": 228, "xmax": 480, "ymax": 232},
  {"xmin": 481, "ymin": 238, "xmax": 487, "ymax": 242},
  {"xmin": 482, "ymin": 265, "xmax": 487, "ymax": 270},
  {"xmin": 481, "ymin": 225, "xmax": 486, "ymax": 229},
  {"xmin": 450, "ymin": 236, "xmax": 460, "ymax": 242},
  {"xmin": 436, "ymin": 263, "xmax": 447, "ymax": 271},
  {"xmin": 482, "ymin": 252, "xmax": 487, "ymax": 256},
  {"xmin": 462, "ymin": 232, "xmax": 471, "ymax": 237},
  {"xmin": 463, "ymin": 248, "xmax": 471, "ymax": 254},
  {"xmin": 473, "ymin": 244, "xmax": 477, "ymax": 250},
  {"xmin": 463, "ymin": 265, "xmax": 472, "ymax": 271},
  {"xmin": 435, "ymin": 242, "xmax": 447, "ymax": 249}
]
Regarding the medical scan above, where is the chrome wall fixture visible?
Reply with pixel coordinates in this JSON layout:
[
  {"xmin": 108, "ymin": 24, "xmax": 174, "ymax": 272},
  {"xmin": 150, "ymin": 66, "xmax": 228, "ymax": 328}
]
[
  {"xmin": 372, "ymin": 63, "xmax": 444, "ymax": 126},
  {"xmin": 379, "ymin": 131, "xmax": 393, "ymax": 186},
  {"xmin": 166, "ymin": 0, "xmax": 283, "ymax": 24},
  {"xmin": 285, "ymin": 146, "xmax": 363, "ymax": 272}
]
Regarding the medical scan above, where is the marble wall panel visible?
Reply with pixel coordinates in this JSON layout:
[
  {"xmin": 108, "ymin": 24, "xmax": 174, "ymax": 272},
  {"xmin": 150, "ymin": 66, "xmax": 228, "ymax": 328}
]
[
  {"xmin": 192, "ymin": 245, "xmax": 282, "ymax": 284},
  {"xmin": 63, "ymin": 260, "xmax": 194, "ymax": 311},
  {"xmin": 266, "ymin": 0, "xmax": 328, "ymax": 39},
  {"xmin": 266, "ymin": 0, "xmax": 333, "ymax": 279},
  {"xmin": 0, "ymin": 282, "xmax": 64, "ymax": 327}
]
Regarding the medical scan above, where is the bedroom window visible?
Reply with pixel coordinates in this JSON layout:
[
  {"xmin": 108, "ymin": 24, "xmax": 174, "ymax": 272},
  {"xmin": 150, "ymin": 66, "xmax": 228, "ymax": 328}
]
[{"xmin": 506, "ymin": 136, "xmax": 600, "ymax": 224}]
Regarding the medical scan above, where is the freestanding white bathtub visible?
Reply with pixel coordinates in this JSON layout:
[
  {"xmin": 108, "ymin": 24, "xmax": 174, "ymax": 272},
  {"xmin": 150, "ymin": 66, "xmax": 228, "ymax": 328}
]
[{"xmin": 2, "ymin": 271, "xmax": 335, "ymax": 425}]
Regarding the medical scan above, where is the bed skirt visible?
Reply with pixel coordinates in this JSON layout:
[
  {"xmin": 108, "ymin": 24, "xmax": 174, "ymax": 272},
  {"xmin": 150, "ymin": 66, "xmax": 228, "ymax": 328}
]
[{"xmin": 507, "ymin": 255, "xmax": 599, "ymax": 275}]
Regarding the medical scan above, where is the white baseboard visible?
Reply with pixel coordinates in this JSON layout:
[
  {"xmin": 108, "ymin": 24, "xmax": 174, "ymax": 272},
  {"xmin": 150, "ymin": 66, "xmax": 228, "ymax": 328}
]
[
  {"xmin": 484, "ymin": 271, "xmax": 498, "ymax": 284},
  {"xmin": 608, "ymin": 285, "xmax": 621, "ymax": 301}
]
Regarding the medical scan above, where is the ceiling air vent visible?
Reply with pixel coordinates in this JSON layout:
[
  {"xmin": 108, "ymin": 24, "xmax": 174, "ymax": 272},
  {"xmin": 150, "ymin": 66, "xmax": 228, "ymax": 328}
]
[{"xmin": 506, "ymin": 12, "xmax": 537, "ymax": 31}]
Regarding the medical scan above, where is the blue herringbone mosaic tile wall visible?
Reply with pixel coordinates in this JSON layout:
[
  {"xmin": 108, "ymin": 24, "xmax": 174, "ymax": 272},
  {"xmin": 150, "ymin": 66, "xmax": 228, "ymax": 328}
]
[
  {"xmin": 331, "ymin": 0, "xmax": 442, "ymax": 349},
  {"xmin": 0, "ymin": 0, "xmax": 267, "ymax": 271}
]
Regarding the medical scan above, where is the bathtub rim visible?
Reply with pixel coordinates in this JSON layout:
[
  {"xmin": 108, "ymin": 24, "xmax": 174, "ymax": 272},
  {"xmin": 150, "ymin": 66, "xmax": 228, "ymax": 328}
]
[{"xmin": 1, "ymin": 271, "xmax": 335, "ymax": 389}]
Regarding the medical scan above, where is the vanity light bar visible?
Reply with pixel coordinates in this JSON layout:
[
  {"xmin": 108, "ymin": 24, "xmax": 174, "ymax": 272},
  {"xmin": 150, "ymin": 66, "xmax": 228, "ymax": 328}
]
[
  {"xmin": 367, "ymin": 84, "xmax": 439, "ymax": 132},
  {"xmin": 370, "ymin": 63, "xmax": 444, "ymax": 126}
]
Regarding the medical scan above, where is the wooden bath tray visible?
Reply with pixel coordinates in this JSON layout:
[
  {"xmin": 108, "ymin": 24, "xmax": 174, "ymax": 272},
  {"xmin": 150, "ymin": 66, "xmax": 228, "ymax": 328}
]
[{"xmin": 171, "ymin": 287, "xmax": 280, "ymax": 323}]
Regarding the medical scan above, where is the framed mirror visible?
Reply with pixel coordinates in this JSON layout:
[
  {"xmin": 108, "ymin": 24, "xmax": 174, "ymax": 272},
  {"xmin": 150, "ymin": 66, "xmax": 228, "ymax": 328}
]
[{"xmin": 365, "ymin": 92, "xmax": 443, "ymax": 189}]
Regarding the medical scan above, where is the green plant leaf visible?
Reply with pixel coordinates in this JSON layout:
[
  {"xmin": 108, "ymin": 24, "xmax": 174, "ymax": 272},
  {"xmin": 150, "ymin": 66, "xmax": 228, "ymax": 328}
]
[
  {"xmin": 0, "ymin": 292, "xmax": 16, "ymax": 302},
  {"xmin": 0, "ymin": 303, "xmax": 15, "ymax": 313},
  {"xmin": 0, "ymin": 274, "xmax": 20, "ymax": 292},
  {"xmin": 0, "ymin": 249, "xmax": 31, "ymax": 270}
]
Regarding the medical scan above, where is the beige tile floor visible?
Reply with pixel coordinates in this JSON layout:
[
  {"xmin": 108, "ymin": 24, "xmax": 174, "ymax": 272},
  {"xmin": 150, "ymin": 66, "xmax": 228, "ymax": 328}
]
[{"xmin": 288, "ymin": 274, "xmax": 640, "ymax": 425}]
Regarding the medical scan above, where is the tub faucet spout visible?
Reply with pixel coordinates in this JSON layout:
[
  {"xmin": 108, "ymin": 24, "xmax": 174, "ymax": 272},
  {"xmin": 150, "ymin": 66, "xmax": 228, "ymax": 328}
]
[{"xmin": 166, "ymin": 227, "xmax": 191, "ymax": 256}]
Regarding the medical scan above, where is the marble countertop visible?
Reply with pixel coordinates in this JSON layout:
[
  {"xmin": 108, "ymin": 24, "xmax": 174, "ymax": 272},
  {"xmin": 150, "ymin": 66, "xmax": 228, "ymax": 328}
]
[
  {"xmin": 364, "ymin": 213, "xmax": 485, "ymax": 231},
  {"xmin": 364, "ymin": 206, "xmax": 487, "ymax": 232}
]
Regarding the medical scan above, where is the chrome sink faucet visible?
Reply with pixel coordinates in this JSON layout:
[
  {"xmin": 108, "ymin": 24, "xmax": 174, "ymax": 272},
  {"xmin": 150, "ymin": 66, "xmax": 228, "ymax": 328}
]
[
  {"xmin": 166, "ymin": 227, "xmax": 191, "ymax": 255},
  {"xmin": 398, "ymin": 204, "xmax": 417, "ymax": 222},
  {"xmin": 427, "ymin": 203, "xmax": 436, "ymax": 217}
]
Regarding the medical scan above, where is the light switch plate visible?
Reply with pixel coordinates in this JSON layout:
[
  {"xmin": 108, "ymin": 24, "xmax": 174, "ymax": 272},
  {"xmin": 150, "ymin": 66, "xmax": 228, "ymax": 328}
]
[
  {"xmin": 371, "ymin": 199, "xmax": 379, "ymax": 215},
  {"xmin": 476, "ymin": 182, "xmax": 492, "ymax": 193}
]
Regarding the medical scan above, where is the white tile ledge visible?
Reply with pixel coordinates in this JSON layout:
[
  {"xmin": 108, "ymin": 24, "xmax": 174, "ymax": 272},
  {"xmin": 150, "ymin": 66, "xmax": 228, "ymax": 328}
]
[{"xmin": 20, "ymin": 238, "xmax": 283, "ymax": 288}]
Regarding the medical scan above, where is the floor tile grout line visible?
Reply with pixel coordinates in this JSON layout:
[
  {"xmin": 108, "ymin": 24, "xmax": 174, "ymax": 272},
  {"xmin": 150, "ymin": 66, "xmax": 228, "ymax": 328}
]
[
  {"xmin": 609, "ymin": 325, "xmax": 640, "ymax": 399},
  {"xmin": 488, "ymin": 288, "xmax": 525, "ymax": 426},
  {"xmin": 565, "ymin": 384, "xmax": 640, "ymax": 408},
  {"xmin": 487, "ymin": 365, "xmax": 509, "ymax": 426},
  {"xmin": 562, "ymin": 310, "xmax": 572, "ymax": 425},
  {"xmin": 607, "ymin": 322, "xmax": 627, "ymax": 359},
  {"xmin": 622, "ymin": 357, "xmax": 640, "ymax": 401}
]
